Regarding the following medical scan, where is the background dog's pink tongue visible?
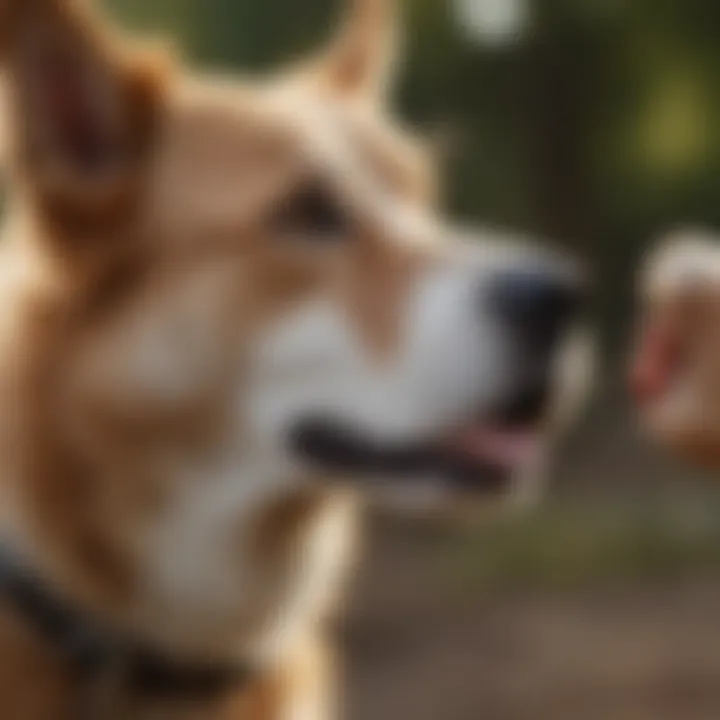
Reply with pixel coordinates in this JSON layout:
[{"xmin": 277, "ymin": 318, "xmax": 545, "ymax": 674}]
[
  {"xmin": 631, "ymin": 325, "xmax": 678, "ymax": 405},
  {"xmin": 450, "ymin": 428, "xmax": 540, "ymax": 468}
]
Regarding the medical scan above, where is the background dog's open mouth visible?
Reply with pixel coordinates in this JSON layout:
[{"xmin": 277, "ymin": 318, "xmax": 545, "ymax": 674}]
[{"xmin": 631, "ymin": 322, "xmax": 688, "ymax": 408}]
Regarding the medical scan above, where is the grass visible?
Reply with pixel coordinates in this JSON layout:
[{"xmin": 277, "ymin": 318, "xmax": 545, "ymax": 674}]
[{"xmin": 439, "ymin": 495, "xmax": 720, "ymax": 592}]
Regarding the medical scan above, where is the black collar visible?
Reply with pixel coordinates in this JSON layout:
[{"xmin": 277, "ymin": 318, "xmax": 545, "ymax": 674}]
[{"xmin": 0, "ymin": 547, "xmax": 255, "ymax": 700}]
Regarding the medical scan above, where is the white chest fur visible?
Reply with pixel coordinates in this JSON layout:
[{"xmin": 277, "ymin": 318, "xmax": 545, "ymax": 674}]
[{"xmin": 134, "ymin": 451, "xmax": 358, "ymax": 661}]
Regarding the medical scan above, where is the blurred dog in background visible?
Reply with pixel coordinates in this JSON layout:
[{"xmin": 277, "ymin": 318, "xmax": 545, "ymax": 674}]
[
  {"xmin": 0, "ymin": 0, "xmax": 588, "ymax": 717},
  {"xmin": 632, "ymin": 228, "xmax": 720, "ymax": 468}
]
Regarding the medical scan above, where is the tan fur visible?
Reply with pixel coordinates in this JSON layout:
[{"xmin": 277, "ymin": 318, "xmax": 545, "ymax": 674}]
[
  {"xmin": 0, "ymin": 0, "xmax": 580, "ymax": 716},
  {"xmin": 0, "ymin": 0, "xmax": 432, "ymax": 717}
]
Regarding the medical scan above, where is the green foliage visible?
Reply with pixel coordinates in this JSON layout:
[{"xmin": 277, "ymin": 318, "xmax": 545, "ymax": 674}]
[{"xmin": 442, "ymin": 497, "xmax": 720, "ymax": 592}]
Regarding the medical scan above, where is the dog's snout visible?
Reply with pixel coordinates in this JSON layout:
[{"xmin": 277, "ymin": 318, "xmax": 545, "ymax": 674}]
[{"xmin": 489, "ymin": 265, "xmax": 584, "ymax": 347}]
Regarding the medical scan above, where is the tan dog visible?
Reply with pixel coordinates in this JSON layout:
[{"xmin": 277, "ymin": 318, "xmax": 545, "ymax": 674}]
[
  {"xmin": 0, "ymin": 0, "xmax": 584, "ymax": 717},
  {"xmin": 632, "ymin": 228, "xmax": 720, "ymax": 467}
]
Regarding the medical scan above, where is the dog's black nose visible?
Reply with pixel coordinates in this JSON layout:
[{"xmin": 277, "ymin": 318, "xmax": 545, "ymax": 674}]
[{"xmin": 489, "ymin": 265, "xmax": 584, "ymax": 348}]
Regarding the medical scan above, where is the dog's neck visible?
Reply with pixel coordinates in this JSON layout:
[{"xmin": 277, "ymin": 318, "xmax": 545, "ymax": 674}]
[{"xmin": 4, "ymin": 457, "xmax": 358, "ymax": 666}]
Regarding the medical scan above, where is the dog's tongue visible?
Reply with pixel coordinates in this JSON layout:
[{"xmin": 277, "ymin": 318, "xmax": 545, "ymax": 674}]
[{"xmin": 447, "ymin": 427, "xmax": 541, "ymax": 469}]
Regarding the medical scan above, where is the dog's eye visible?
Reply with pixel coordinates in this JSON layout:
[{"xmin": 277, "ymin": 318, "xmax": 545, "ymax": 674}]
[{"xmin": 272, "ymin": 186, "xmax": 351, "ymax": 242}]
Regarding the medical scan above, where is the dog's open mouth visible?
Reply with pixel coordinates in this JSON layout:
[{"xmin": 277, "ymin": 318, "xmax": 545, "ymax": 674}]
[
  {"xmin": 631, "ymin": 318, "xmax": 690, "ymax": 410},
  {"xmin": 290, "ymin": 388, "xmax": 549, "ymax": 495},
  {"xmin": 291, "ymin": 420, "xmax": 542, "ymax": 494}
]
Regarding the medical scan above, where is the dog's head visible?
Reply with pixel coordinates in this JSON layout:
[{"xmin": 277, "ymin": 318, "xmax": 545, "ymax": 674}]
[
  {"xmin": 632, "ymin": 228, "xmax": 720, "ymax": 468},
  {"xmin": 0, "ymin": 0, "xmax": 589, "ymax": 515},
  {"xmin": 0, "ymin": 0, "xmax": 591, "ymax": 649}
]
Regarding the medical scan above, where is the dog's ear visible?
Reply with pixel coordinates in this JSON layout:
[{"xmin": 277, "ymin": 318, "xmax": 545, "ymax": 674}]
[
  {"xmin": 320, "ymin": 0, "xmax": 400, "ymax": 101},
  {"xmin": 0, "ymin": 0, "xmax": 166, "ymax": 228}
]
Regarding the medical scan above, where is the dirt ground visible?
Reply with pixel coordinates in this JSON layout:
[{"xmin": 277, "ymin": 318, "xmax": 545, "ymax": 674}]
[{"xmin": 346, "ymin": 524, "xmax": 720, "ymax": 720}]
